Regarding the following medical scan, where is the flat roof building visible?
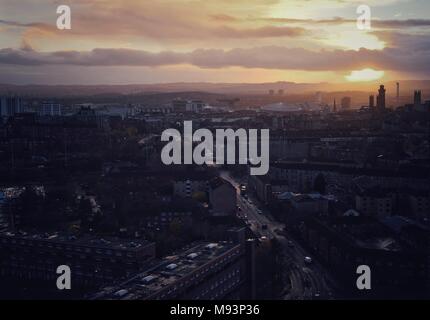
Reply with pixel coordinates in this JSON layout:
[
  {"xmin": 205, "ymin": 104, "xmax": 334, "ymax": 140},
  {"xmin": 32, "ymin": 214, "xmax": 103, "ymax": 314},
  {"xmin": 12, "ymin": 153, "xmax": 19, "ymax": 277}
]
[{"xmin": 91, "ymin": 239, "xmax": 254, "ymax": 300}]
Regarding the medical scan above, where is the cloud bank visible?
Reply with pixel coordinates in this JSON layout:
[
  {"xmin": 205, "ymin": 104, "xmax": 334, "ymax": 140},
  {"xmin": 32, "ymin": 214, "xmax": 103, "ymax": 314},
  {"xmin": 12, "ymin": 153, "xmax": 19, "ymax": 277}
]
[{"xmin": 0, "ymin": 45, "xmax": 428, "ymax": 72}]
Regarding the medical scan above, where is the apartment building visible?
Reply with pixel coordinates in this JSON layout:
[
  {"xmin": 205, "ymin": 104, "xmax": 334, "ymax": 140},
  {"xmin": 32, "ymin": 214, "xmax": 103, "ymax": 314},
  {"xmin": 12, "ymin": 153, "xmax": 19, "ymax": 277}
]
[
  {"xmin": 91, "ymin": 237, "xmax": 255, "ymax": 300},
  {"xmin": 0, "ymin": 231, "xmax": 156, "ymax": 288}
]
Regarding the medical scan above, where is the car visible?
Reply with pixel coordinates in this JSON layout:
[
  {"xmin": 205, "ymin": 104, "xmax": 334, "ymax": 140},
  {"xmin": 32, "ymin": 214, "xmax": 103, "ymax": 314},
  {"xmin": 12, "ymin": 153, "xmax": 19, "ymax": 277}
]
[
  {"xmin": 304, "ymin": 256, "xmax": 313, "ymax": 264},
  {"xmin": 257, "ymin": 209, "xmax": 263, "ymax": 214},
  {"xmin": 287, "ymin": 241, "xmax": 295, "ymax": 248}
]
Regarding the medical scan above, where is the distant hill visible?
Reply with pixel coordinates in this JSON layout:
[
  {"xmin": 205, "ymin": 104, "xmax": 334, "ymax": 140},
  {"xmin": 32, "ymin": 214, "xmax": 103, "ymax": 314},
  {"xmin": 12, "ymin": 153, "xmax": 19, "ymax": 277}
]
[{"xmin": 0, "ymin": 80, "xmax": 429, "ymax": 98}]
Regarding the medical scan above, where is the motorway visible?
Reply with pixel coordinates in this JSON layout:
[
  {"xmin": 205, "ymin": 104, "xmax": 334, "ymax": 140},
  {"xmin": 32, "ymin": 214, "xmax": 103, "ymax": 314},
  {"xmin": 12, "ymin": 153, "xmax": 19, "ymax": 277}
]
[{"xmin": 220, "ymin": 171, "xmax": 337, "ymax": 300}]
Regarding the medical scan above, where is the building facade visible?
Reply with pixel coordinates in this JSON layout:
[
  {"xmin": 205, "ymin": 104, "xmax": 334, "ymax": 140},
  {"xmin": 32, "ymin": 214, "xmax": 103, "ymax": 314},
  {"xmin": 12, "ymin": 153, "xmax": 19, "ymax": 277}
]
[{"xmin": 0, "ymin": 231, "xmax": 156, "ymax": 289}]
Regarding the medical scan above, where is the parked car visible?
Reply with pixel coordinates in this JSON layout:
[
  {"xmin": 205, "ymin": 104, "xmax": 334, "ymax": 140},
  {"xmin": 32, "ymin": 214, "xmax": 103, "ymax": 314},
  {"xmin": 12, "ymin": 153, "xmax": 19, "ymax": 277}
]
[{"xmin": 304, "ymin": 256, "xmax": 313, "ymax": 264}]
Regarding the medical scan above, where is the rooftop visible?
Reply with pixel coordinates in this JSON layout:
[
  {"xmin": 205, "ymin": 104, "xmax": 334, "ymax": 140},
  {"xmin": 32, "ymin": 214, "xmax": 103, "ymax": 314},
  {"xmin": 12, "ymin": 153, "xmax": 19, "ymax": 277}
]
[
  {"xmin": 0, "ymin": 230, "xmax": 152, "ymax": 252},
  {"xmin": 209, "ymin": 177, "xmax": 234, "ymax": 190},
  {"xmin": 315, "ymin": 217, "xmax": 407, "ymax": 252},
  {"xmin": 92, "ymin": 241, "xmax": 240, "ymax": 300},
  {"xmin": 278, "ymin": 191, "xmax": 334, "ymax": 202},
  {"xmin": 271, "ymin": 160, "xmax": 430, "ymax": 179}
]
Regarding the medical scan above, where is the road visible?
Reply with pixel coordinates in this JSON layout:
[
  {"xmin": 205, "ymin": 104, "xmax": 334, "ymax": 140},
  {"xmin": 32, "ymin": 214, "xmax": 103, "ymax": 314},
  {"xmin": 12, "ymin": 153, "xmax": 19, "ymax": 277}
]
[{"xmin": 220, "ymin": 171, "xmax": 337, "ymax": 300}]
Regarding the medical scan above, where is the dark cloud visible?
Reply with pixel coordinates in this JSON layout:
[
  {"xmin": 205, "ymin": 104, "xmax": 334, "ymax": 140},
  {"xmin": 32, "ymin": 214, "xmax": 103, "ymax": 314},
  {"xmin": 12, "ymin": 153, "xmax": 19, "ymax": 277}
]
[
  {"xmin": 371, "ymin": 31, "xmax": 430, "ymax": 50},
  {"xmin": 0, "ymin": 45, "xmax": 429, "ymax": 72},
  {"xmin": 0, "ymin": 19, "xmax": 55, "ymax": 31},
  {"xmin": 0, "ymin": 18, "xmax": 308, "ymax": 40},
  {"xmin": 211, "ymin": 26, "xmax": 308, "ymax": 38},
  {"xmin": 256, "ymin": 17, "xmax": 430, "ymax": 29},
  {"xmin": 373, "ymin": 19, "xmax": 430, "ymax": 28}
]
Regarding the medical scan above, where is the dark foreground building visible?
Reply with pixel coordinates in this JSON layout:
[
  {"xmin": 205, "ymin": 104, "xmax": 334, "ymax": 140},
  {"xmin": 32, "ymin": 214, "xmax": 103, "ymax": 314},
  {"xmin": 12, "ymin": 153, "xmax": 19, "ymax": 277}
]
[
  {"xmin": 295, "ymin": 216, "xmax": 429, "ymax": 298},
  {"xmin": 91, "ymin": 232, "xmax": 256, "ymax": 300},
  {"xmin": 0, "ymin": 231, "xmax": 156, "ymax": 292}
]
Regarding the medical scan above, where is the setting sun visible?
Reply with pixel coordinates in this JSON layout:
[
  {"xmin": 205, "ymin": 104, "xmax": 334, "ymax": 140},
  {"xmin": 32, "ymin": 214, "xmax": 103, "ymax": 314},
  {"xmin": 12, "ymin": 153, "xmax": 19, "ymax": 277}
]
[{"xmin": 345, "ymin": 68, "xmax": 385, "ymax": 82}]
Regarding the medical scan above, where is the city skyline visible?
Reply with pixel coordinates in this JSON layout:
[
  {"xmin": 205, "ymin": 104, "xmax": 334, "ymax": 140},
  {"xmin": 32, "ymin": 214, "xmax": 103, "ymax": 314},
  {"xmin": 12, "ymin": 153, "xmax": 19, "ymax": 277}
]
[
  {"xmin": 0, "ymin": 0, "xmax": 430, "ymax": 85},
  {"xmin": 0, "ymin": 0, "xmax": 429, "ymax": 305}
]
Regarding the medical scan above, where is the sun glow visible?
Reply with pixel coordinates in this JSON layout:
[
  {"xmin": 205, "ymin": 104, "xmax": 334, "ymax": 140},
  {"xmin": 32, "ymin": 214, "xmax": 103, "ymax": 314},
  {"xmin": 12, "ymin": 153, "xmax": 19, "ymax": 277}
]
[
  {"xmin": 345, "ymin": 68, "xmax": 385, "ymax": 82},
  {"xmin": 322, "ymin": 30, "xmax": 386, "ymax": 51}
]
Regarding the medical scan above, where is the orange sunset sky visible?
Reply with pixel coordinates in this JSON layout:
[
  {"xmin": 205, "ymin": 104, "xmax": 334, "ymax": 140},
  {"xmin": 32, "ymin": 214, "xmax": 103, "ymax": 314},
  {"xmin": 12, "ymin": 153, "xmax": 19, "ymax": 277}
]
[{"xmin": 0, "ymin": 0, "xmax": 429, "ymax": 85}]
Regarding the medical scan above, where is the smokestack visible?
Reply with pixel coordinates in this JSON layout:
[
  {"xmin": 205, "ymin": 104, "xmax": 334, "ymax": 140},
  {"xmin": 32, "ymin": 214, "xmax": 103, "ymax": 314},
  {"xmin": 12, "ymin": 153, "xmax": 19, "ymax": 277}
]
[
  {"xmin": 396, "ymin": 82, "xmax": 400, "ymax": 105},
  {"xmin": 414, "ymin": 90, "xmax": 422, "ymax": 106},
  {"xmin": 377, "ymin": 85, "xmax": 386, "ymax": 110}
]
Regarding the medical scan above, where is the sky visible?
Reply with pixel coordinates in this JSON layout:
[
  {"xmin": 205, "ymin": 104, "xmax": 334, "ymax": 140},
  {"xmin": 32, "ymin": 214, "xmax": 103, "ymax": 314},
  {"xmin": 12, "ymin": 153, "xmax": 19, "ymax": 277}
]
[{"xmin": 0, "ymin": 0, "xmax": 429, "ymax": 85}]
